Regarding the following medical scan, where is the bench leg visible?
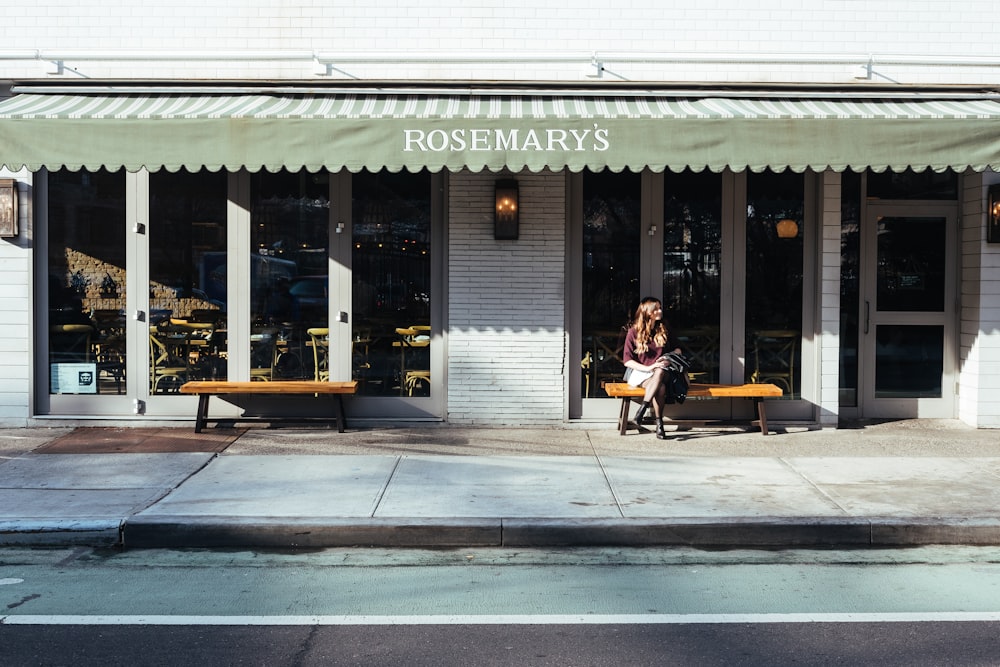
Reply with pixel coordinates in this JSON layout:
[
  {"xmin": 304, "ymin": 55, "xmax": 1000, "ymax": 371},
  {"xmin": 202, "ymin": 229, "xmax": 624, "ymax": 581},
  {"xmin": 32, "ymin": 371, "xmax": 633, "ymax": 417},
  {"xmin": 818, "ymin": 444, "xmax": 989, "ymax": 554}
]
[
  {"xmin": 755, "ymin": 398, "xmax": 769, "ymax": 436},
  {"xmin": 334, "ymin": 394, "xmax": 347, "ymax": 433},
  {"xmin": 618, "ymin": 397, "xmax": 630, "ymax": 435},
  {"xmin": 194, "ymin": 394, "xmax": 210, "ymax": 433}
]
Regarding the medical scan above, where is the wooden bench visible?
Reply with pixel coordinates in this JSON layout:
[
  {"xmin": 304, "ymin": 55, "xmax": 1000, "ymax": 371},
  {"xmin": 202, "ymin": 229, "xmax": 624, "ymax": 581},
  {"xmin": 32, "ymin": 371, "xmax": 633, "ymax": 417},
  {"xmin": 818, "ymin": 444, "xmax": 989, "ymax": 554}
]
[
  {"xmin": 179, "ymin": 380, "xmax": 358, "ymax": 433},
  {"xmin": 604, "ymin": 382, "xmax": 784, "ymax": 436}
]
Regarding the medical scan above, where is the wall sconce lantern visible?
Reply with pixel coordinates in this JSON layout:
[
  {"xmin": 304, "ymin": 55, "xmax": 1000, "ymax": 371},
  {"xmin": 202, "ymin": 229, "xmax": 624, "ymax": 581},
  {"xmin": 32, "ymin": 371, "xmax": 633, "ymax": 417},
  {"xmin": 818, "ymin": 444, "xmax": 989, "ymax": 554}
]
[
  {"xmin": 988, "ymin": 184, "xmax": 1000, "ymax": 244},
  {"xmin": 0, "ymin": 179, "xmax": 18, "ymax": 238},
  {"xmin": 775, "ymin": 218, "xmax": 799, "ymax": 239},
  {"xmin": 494, "ymin": 179, "xmax": 519, "ymax": 240}
]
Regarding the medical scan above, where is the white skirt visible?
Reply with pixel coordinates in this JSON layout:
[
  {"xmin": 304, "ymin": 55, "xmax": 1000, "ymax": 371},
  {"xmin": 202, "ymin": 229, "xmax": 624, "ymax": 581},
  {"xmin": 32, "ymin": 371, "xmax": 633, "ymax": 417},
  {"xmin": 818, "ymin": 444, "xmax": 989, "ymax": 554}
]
[{"xmin": 625, "ymin": 368, "xmax": 653, "ymax": 387}]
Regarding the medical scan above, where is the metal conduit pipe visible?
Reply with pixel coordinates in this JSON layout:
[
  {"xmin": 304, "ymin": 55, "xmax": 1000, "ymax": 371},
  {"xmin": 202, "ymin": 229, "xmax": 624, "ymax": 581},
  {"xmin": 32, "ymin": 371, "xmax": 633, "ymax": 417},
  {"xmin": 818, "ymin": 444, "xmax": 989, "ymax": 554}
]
[{"xmin": 2, "ymin": 50, "xmax": 1000, "ymax": 69}]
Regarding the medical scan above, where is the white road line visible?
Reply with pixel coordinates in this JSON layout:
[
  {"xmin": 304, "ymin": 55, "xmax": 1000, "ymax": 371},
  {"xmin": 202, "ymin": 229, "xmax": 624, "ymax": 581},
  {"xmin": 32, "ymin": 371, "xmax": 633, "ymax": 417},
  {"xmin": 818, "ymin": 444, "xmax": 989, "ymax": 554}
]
[{"xmin": 4, "ymin": 613, "xmax": 1000, "ymax": 625}]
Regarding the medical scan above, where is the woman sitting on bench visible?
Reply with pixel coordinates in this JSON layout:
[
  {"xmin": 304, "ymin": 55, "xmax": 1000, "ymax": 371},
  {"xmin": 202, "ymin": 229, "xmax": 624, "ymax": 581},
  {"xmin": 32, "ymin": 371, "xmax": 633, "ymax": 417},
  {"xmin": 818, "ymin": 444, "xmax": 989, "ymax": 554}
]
[{"xmin": 622, "ymin": 297, "xmax": 686, "ymax": 440}]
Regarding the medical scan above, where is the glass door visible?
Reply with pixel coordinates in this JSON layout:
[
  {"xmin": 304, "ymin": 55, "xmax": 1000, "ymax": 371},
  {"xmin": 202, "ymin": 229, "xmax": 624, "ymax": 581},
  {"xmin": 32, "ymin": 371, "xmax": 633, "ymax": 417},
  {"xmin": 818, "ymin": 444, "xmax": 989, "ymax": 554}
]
[{"xmin": 860, "ymin": 203, "xmax": 957, "ymax": 417}]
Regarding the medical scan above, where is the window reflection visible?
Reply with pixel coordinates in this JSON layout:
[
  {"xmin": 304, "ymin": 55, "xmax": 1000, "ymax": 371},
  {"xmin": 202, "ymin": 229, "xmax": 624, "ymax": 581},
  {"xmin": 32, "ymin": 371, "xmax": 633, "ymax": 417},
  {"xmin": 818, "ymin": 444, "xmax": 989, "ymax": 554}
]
[
  {"xmin": 839, "ymin": 170, "xmax": 862, "ymax": 407},
  {"xmin": 581, "ymin": 169, "xmax": 641, "ymax": 398},
  {"xmin": 867, "ymin": 168, "xmax": 957, "ymax": 200},
  {"xmin": 148, "ymin": 169, "xmax": 227, "ymax": 392},
  {"xmin": 876, "ymin": 217, "xmax": 946, "ymax": 313},
  {"xmin": 48, "ymin": 169, "xmax": 127, "ymax": 395},
  {"xmin": 875, "ymin": 325, "xmax": 943, "ymax": 398},
  {"xmin": 250, "ymin": 170, "xmax": 330, "ymax": 382},
  {"xmin": 352, "ymin": 169, "xmax": 432, "ymax": 396},
  {"xmin": 745, "ymin": 170, "xmax": 803, "ymax": 398},
  {"xmin": 664, "ymin": 170, "xmax": 722, "ymax": 383}
]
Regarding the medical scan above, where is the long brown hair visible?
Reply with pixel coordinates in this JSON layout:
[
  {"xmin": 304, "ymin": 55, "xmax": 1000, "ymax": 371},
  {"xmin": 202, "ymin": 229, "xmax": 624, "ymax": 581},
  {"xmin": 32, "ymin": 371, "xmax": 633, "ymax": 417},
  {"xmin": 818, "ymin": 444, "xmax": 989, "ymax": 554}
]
[{"xmin": 631, "ymin": 297, "xmax": 668, "ymax": 354}]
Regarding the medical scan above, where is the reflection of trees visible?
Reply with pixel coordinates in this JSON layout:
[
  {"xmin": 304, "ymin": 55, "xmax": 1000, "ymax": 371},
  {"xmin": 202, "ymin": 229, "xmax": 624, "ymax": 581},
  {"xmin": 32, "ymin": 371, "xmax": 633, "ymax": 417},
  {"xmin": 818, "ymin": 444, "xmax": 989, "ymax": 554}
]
[
  {"xmin": 151, "ymin": 170, "xmax": 228, "ymax": 300},
  {"xmin": 664, "ymin": 192, "xmax": 722, "ymax": 325},
  {"xmin": 875, "ymin": 218, "xmax": 945, "ymax": 312},
  {"xmin": 582, "ymin": 171, "xmax": 641, "ymax": 330},
  {"xmin": 745, "ymin": 171, "xmax": 804, "ymax": 332},
  {"xmin": 352, "ymin": 170, "xmax": 432, "ymax": 321},
  {"xmin": 839, "ymin": 172, "xmax": 862, "ymax": 396},
  {"xmin": 48, "ymin": 169, "xmax": 127, "ymax": 290}
]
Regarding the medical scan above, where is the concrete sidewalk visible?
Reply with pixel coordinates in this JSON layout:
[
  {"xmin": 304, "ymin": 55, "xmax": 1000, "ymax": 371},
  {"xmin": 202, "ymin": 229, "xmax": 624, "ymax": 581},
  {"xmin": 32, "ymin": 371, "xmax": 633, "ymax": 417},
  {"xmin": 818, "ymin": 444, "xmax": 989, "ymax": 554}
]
[{"xmin": 2, "ymin": 421, "xmax": 1000, "ymax": 549}]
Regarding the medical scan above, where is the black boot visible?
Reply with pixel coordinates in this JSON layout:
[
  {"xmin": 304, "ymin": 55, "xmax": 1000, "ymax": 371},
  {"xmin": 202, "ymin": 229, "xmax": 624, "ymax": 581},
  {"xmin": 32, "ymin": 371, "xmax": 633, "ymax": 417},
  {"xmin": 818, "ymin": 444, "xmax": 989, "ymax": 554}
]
[
  {"xmin": 633, "ymin": 402, "xmax": 650, "ymax": 431},
  {"xmin": 655, "ymin": 418, "xmax": 668, "ymax": 440}
]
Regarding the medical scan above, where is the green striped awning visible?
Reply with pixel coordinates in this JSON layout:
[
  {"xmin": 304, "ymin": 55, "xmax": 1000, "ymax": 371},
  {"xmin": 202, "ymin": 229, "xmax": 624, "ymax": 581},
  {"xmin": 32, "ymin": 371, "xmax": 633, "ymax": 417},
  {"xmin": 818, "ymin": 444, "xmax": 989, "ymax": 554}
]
[{"xmin": 2, "ymin": 91, "xmax": 1000, "ymax": 173}]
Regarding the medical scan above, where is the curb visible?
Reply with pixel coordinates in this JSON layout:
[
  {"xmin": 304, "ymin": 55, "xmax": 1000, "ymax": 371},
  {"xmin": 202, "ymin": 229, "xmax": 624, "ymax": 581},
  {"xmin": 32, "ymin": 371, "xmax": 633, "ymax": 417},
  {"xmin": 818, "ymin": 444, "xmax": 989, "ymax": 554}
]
[
  {"xmin": 112, "ymin": 516, "xmax": 1000, "ymax": 550},
  {"xmin": 0, "ymin": 519, "xmax": 122, "ymax": 547},
  {"xmin": 122, "ymin": 517, "xmax": 503, "ymax": 549}
]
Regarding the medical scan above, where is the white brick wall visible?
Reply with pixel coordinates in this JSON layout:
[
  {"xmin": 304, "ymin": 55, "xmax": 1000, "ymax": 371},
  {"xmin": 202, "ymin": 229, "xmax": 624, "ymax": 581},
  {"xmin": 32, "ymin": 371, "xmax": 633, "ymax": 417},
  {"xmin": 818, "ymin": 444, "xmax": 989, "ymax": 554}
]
[
  {"xmin": 3, "ymin": 1, "xmax": 1000, "ymax": 427},
  {"xmin": 818, "ymin": 171, "xmax": 841, "ymax": 427},
  {"xmin": 447, "ymin": 171, "xmax": 566, "ymax": 424},
  {"xmin": 960, "ymin": 172, "xmax": 1000, "ymax": 428},
  {"xmin": 0, "ymin": 172, "xmax": 31, "ymax": 426},
  {"xmin": 3, "ymin": 1, "xmax": 1000, "ymax": 84}
]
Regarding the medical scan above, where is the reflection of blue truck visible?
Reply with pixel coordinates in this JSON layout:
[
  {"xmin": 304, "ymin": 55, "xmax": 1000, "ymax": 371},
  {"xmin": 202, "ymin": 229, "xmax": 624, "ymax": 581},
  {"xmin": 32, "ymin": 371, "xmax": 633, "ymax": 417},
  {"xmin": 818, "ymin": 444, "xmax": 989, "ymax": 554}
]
[{"xmin": 199, "ymin": 252, "xmax": 298, "ymax": 308}]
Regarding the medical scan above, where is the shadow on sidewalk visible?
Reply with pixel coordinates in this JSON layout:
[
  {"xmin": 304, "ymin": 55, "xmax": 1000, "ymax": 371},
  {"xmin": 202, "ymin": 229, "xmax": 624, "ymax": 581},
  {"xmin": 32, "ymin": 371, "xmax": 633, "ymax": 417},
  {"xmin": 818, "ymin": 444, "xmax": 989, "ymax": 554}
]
[{"xmin": 34, "ymin": 427, "xmax": 245, "ymax": 454}]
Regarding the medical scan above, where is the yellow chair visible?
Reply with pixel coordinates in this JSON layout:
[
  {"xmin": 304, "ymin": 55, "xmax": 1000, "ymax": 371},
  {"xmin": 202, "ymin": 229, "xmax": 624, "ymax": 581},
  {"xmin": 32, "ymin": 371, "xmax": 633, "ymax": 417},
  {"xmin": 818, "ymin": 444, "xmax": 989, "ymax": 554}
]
[
  {"xmin": 751, "ymin": 330, "xmax": 797, "ymax": 395},
  {"xmin": 149, "ymin": 330, "xmax": 188, "ymax": 393},
  {"xmin": 581, "ymin": 351, "xmax": 593, "ymax": 398},
  {"xmin": 404, "ymin": 371, "xmax": 430, "ymax": 396},
  {"xmin": 95, "ymin": 337, "xmax": 126, "ymax": 394},
  {"xmin": 394, "ymin": 326, "xmax": 431, "ymax": 396},
  {"xmin": 307, "ymin": 327, "xmax": 330, "ymax": 381},
  {"xmin": 250, "ymin": 329, "xmax": 278, "ymax": 381}
]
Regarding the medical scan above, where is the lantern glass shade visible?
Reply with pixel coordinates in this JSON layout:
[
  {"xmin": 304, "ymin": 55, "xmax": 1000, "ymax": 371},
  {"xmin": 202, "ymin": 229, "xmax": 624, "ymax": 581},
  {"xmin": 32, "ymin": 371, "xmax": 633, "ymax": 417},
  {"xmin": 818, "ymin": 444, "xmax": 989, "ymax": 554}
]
[
  {"xmin": 494, "ymin": 179, "xmax": 519, "ymax": 240},
  {"xmin": 988, "ymin": 184, "xmax": 1000, "ymax": 243},
  {"xmin": 775, "ymin": 218, "xmax": 798, "ymax": 239}
]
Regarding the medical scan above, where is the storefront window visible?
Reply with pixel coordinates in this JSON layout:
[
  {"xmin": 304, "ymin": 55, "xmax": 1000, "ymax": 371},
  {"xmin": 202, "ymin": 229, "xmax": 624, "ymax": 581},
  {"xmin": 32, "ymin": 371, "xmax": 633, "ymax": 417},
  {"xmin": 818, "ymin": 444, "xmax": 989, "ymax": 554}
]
[
  {"xmin": 352, "ymin": 169, "xmax": 432, "ymax": 396},
  {"xmin": 745, "ymin": 170, "xmax": 804, "ymax": 398},
  {"xmin": 664, "ymin": 170, "xmax": 723, "ymax": 383},
  {"xmin": 148, "ymin": 169, "xmax": 227, "ymax": 392},
  {"xmin": 581, "ymin": 169, "xmax": 641, "ymax": 398},
  {"xmin": 839, "ymin": 170, "xmax": 862, "ymax": 407},
  {"xmin": 47, "ymin": 169, "xmax": 126, "ymax": 395},
  {"xmin": 867, "ymin": 168, "xmax": 957, "ymax": 200},
  {"xmin": 875, "ymin": 216, "xmax": 947, "ymax": 313},
  {"xmin": 875, "ymin": 325, "xmax": 944, "ymax": 398},
  {"xmin": 250, "ymin": 170, "xmax": 330, "ymax": 382}
]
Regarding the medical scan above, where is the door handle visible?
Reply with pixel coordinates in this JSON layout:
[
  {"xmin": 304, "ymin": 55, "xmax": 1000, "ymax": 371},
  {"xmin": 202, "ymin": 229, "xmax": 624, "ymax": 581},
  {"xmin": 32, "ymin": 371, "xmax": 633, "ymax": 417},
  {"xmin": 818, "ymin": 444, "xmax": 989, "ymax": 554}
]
[{"xmin": 864, "ymin": 300, "xmax": 870, "ymax": 334}]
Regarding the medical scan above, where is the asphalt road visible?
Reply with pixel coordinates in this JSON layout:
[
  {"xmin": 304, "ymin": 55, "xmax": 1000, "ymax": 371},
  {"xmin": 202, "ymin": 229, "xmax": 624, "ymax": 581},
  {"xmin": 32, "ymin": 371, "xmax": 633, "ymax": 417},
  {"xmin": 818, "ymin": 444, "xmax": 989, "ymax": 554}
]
[{"xmin": 4, "ymin": 546, "xmax": 1000, "ymax": 665}]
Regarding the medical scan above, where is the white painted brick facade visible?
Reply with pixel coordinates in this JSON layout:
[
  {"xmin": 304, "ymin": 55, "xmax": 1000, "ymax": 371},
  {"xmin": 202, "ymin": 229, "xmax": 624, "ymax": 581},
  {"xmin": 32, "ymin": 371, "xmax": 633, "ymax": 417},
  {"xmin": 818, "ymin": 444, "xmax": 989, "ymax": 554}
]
[
  {"xmin": 3, "ymin": 1, "xmax": 1000, "ymax": 84},
  {"xmin": 447, "ymin": 171, "xmax": 566, "ymax": 424},
  {"xmin": 818, "ymin": 171, "xmax": 841, "ymax": 427},
  {"xmin": 0, "ymin": 172, "xmax": 31, "ymax": 425},
  {"xmin": 960, "ymin": 173, "xmax": 1000, "ymax": 428},
  {"xmin": 2, "ymin": 1, "xmax": 1000, "ymax": 426}
]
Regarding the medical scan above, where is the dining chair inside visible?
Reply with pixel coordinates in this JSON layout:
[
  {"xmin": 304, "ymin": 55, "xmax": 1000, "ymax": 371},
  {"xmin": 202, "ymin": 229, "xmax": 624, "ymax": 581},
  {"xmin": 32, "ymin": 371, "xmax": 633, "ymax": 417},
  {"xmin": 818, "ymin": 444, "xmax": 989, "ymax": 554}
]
[
  {"xmin": 404, "ymin": 369, "xmax": 431, "ymax": 396},
  {"xmin": 394, "ymin": 326, "xmax": 430, "ymax": 395},
  {"xmin": 751, "ymin": 330, "xmax": 797, "ymax": 396},
  {"xmin": 149, "ymin": 331, "xmax": 188, "ymax": 393},
  {"xmin": 250, "ymin": 329, "xmax": 279, "ymax": 381},
  {"xmin": 307, "ymin": 327, "xmax": 330, "ymax": 381},
  {"xmin": 96, "ymin": 339, "xmax": 125, "ymax": 394},
  {"xmin": 580, "ymin": 351, "xmax": 592, "ymax": 398}
]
